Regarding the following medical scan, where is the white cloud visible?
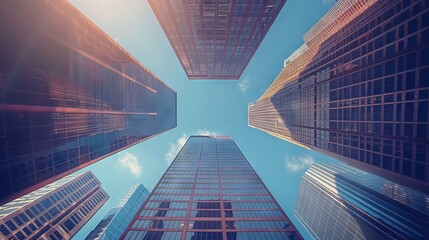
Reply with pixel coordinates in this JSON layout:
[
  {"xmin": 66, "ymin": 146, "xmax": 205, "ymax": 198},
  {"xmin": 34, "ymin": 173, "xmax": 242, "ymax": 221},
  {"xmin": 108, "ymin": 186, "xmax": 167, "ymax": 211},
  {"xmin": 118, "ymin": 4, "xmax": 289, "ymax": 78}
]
[
  {"xmin": 284, "ymin": 155, "xmax": 315, "ymax": 172},
  {"xmin": 165, "ymin": 129, "xmax": 219, "ymax": 165},
  {"xmin": 165, "ymin": 134, "xmax": 188, "ymax": 165},
  {"xmin": 238, "ymin": 79, "xmax": 250, "ymax": 93},
  {"xmin": 118, "ymin": 152, "xmax": 142, "ymax": 177},
  {"xmin": 197, "ymin": 129, "xmax": 219, "ymax": 136}
]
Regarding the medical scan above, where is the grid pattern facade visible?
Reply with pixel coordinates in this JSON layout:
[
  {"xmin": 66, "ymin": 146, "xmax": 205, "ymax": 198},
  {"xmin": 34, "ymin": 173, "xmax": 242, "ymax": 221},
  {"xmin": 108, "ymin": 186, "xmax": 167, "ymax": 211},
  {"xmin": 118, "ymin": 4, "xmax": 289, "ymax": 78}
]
[
  {"xmin": 294, "ymin": 163, "xmax": 429, "ymax": 240},
  {"xmin": 86, "ymin": 184, "xmax": 150, "ymax": 240},
  {"xmin": 249, "ymin": 0, "xmax": 429, "ymax": 192},
  {"xmin": 148, "ymin": 0, "xmax": 286, "ymax": 80},
  {"xmin": 121, "ymin": 136, "xmax": 302, "ymax": 240},
  {"xmin": 0, "ymin": 171, "xmax": 108, "ymax": 240},
  {"xmin": 0, "ymin": 0, "xmax": 177, "ymax": 204}
]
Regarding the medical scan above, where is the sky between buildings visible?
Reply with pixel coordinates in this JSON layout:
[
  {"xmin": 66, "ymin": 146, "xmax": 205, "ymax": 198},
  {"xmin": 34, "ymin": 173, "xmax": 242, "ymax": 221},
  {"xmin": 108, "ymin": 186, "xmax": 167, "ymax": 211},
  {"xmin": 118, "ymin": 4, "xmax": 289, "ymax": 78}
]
[{"xmin": 69, "ymin": 0, "xmax": 337, "ymax": 239}]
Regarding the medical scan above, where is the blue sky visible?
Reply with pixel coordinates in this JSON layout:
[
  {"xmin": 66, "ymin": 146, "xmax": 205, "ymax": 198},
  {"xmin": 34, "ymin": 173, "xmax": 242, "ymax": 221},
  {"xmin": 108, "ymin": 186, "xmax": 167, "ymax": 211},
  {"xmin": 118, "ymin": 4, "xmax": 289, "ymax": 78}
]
[{"xmin": 69, "ymin": 0, "xmax": 337, "ymax": 239}]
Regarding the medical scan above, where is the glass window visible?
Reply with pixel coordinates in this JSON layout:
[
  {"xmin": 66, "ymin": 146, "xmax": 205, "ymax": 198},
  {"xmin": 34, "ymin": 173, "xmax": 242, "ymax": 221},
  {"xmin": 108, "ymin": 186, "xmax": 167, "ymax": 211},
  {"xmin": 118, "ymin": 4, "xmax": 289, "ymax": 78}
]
[
  {"xmin": 28, "ymin": 223, "xmax": 36, "ymax": 231},
  {"xmin": 404, "ymin": 103, "xmax": 414, "ymax": 121},
  {"xmin": 49, "ymin": 207, "xmax": 59, "ymax": 217},
  {"xmin": 415, "ymin": 163, "xmax": 425, "ymax": 180},
  {"xmin": 25, "ymin": 210, "xmax": 34, "ymax": 219},
  {"xmin": 374, "ymin": 64, "xmax": 383, "ymax": 78},
  {"xmin": 22, "ymin": 227, "xmax": 31, "ymax": 235},
  {"xmin": 15, "ymin": 231, "xmax": 25, "ymax": 240},
  {"xmin": 420, "ymin": 68, "xmax": 429, "ymax": 88},
  {"xmin": 374, "ymin": 105, "xmax": 381, "ymax": 121},
  {"xmin": 417, "ymin": 125, "xmax": 427, "ymax": 140},
  {"xmin": 62, "ymin": 219, "xmax": 76, "ymax": 232},
  {"xmin": 13, "ymin": 216, "xmax": 23, "ymax": 226},
  {"xmin": 382, "ymin": 156, "xmax": 392, "ymax": 170},
  {"xmin": 0, "ymin": 224, "xmax": 10, "ymax": 236},
  {"xmin": 404, "ymin": 124, "xmax": 414, "ymax": 138},
  {"xmin": 372, "ymin": 153, "xmax": 380, "ymax": 167},
  {"xmin": 384, "ymin": 123, "xmax": 393, "ymax": 136},
  {"xmin": 384, "ymin": 104, "xmax": 394, "ymax": 121},
  {"xmin": 407, "ymin": 52, "xmax": 416, "ymax": 69},
  {"xmin": 406, "ymin": 72, "xmax": 416, "ymax": 90},
  {"xmin": 6, "ymin": 220, "xmax": 17, "ymax": 231},
  {"xmin": 403, "ymin": 160, "xmax": 412, "ymax": 176},
  {"xmin": 385, "ymin": 60, "xmax": 395, "ymax": 75},
  {"xmin": 418, "ymin": 102, "xmax": 428, "ymax": 122}
]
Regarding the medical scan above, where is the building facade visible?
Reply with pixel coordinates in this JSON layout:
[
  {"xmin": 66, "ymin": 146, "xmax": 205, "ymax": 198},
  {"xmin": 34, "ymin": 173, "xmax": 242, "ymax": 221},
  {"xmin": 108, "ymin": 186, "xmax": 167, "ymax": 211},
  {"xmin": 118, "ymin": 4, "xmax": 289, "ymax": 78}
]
[
  {"xmin": 148, "ymin": 0, "xmax": 286, "ymax": 80},
  {"xmin": 0, "ymin": 0, "xmax": 177, "ymax": 204},
  {"xmin": 295, "ymin": 162, "xmax": 429, "ymax": 240},
  {"xmin": 249, "ymin": 0, "xmax": 429, "ymax": 192},
  {"xmin": 86, "ymin": 184, "xmax": 150, "ymax": 240},
  {"xmin": 121, "ymin": 136, "xmax": 302, "ymax": 240},
  {"xmin": 0, "ymin": 171, "xmax": 108, "ymax": 240}
]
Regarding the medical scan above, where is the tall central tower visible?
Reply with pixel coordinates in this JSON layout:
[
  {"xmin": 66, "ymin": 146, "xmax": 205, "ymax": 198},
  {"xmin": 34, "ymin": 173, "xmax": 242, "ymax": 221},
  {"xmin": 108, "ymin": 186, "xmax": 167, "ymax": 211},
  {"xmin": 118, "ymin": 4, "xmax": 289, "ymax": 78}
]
[{"xmin": 121, "ymin": 136, "xmax": 302, "ymax": 240}]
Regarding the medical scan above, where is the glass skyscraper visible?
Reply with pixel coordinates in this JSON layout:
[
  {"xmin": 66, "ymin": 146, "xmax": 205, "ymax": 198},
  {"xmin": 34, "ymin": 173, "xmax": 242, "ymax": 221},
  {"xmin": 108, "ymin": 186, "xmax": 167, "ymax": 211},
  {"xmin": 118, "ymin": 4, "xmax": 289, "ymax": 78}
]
[
  {"xmin": 249, "ymin": 0, "xmax": 429, "ymax": 193},
  {"xmin": 121, "ymin": 136, "xmax": 302, "ymax": 240},
  {"xmin": 0, "ymin": 1, "xmax": 177, "ymax": 204},
  {"xmin": 148, "ymin": 0, "xmax": 286, "ymax": 80},
  {"xmin": 86, "ymin": 183, "xmax": 150, "ymax": 240},
  {"xmin": 295, "ymin": 162, "xmax": 429, "ymax": 240},
  {"xmin": 0, "ymin": 171, "xmax": 108, "ymax": 240}
]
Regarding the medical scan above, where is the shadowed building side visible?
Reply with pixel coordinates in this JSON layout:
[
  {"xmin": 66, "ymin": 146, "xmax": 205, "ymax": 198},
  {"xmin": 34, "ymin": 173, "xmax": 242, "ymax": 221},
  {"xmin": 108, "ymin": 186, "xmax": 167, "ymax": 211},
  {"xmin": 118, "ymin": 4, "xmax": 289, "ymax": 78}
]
[{"xmin": 0, "ymin": 0, "xmax": 177, "ymax": 205}]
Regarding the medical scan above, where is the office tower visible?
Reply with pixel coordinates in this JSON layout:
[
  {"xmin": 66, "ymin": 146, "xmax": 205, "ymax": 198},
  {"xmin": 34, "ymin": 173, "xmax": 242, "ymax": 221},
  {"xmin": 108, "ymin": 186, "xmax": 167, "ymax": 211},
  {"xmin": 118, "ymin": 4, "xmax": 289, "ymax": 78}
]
[
  {"xmin": 295, "ymin": 162, "xmax": 429, "ymax": 240},
  {"xmin": 249, "ymin": 0, "xmax": 429, "ymax": 192},
  {"xmin": 121, "ymin": 136, "xmax": 302, "ymax": 240},
  {"xmin": 86, "ymin": 184, "xmax": 150, "ymax": 240},
  {"xmin": 149, "ymin": 0, "xmax": 286, "ymax": 80},
  {"xmin": 0, "ymin": 1, "xmax": 177, "ymax": 204},
  {"xmin": 0, "ymin": 171, "xmax": 108, "ymax": 240}
]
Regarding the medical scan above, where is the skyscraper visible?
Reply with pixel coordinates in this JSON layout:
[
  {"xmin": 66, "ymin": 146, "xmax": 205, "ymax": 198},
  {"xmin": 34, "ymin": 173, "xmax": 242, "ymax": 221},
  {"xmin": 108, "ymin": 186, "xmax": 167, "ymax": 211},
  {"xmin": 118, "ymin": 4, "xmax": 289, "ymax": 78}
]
[
  {"xmin": 249, "ymin": 0, "xmax": 429, "ymax": 192},
  {"xmin": 148, "ymin": 0, "xmax": 286, "ymax": 80},
  {"xmin": 86, "ymin": 184, "xmax": 150, "ymax": 240},
  {"xmin": 0, "ymin": 1, "xmax": 177, "ymax": 204},
  {"xmin": 0, "ymin": 171, "xmax": 108, "ymax": 240},
  {"xmin": 121, "ymin": 136, "xmax": 302, "ymax": 240},
  {"xmin": 295, "ymin": 162, "xmax": 429, "ymax": 240}
]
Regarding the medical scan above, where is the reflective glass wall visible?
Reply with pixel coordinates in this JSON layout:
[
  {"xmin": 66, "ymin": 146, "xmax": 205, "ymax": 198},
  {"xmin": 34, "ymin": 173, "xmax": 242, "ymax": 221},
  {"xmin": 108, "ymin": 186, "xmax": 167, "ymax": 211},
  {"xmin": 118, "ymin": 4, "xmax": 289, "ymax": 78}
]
[
  {"xmin": 0, "ymin": 171, "xmax": 108, "ymax": 239},
  {"xmin": 295, "ymin": 163, "xmax": 429, "ymax": 239},
  {"xmin": 249, "ymin": 0, "xmax": 429, "ymax": 193},
  {"xmin": 149, "ymin": 0, "xmax": 286, "ymax": 79},
  {"xmin": 122, "ymin": 136, "xmax": 302, "ymax": 240},
  {"xmin": 0, "ymin": 1, "xmax": 177, "ymax": 204}
]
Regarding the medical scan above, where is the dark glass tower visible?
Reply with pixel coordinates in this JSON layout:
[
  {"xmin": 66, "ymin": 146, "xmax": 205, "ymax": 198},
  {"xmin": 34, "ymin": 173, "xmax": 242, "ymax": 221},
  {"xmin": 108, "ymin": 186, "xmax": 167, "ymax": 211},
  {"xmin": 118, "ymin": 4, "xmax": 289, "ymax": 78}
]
[
  {"xmin": 249, "ymin": 0, "xmax": 429, "ymax": 193},
  {"xmin": 0, "ymin": 1, "xmax": 177, "ymax": 204},
  {"xmin": 121, "ymin": 136, "xmax": 302, "ymax": 240},
  {"xmin": 148, "ymin": 0, "xmax": 286, "ymax": 80},
  {"xmin": 295, "ymin": 162, "xmax": 429, "ymax": 240}
]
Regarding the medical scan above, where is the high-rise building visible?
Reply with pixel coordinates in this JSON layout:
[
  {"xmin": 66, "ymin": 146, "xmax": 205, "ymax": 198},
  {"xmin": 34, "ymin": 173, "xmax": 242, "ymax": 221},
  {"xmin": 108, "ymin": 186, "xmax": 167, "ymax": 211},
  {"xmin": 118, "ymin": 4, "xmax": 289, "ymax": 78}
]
[
  {"xmin": 0, "ymin": 171, "xmax": 108, "ymax": 240},
  {"xmin": 86, "ymin": 184, "xmax": 150, "ymax": 240},
  {"xmin": 295, "ymin": 162, "xmax": 429, "ymax": 240},
  {"xmin": 148, "ymin": 0, "xmax": 286, "ymax": 80},
  {"xmin": 121, "ymin": 136, "xmax": 302, "ymax": 240},
  {"xmin": 248, "ymin": 0, "xmax": 429, "ymax": 192},
  {"xmin": 0, "ymin": 1, "xmax": 177, "ymax": 204}
]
